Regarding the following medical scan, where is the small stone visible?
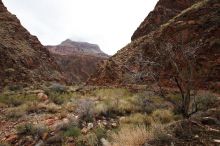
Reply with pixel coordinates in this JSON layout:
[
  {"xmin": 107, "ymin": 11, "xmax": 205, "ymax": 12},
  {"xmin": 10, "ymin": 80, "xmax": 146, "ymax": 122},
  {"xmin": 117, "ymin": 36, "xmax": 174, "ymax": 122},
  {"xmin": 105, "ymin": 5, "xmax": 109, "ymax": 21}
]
[
  {"xmin": 103, "ymin": 120, "xmax": 107, "ymax": 126},
  {"xmin": 213, "ymin": 139, "xmax": 220, "ymax": 143},
  {"xmin": 111, "ymin": 123, "xmax": 117, "ymax": 127},
  {"xmin": 119, "ymin": 116, "xmax": 126, "ymax": 121},
  {"xmin": 63, "ymin": 118, "xmax": 70, "ymax": 124},
  {"xmin": 88, "ymin": 123, "xmax": 94, "ymax": 130},
  {"xmin": 194, "ymin": 135, "xmax": 199, "ymax": 138},
  {"xmin": 6, "ymin": 134, "xmax": 18, "ymax": 142},
  {"xmin": 201, "ymin": 117, "xmax": 220, "ymax": 125},
  {"xmin": 101, "ymin": 138, "xmax": 111, "ymax": 146},
  {"xmin": 37, "ymin": 92, "xmax": 48, "ymax": 101}
]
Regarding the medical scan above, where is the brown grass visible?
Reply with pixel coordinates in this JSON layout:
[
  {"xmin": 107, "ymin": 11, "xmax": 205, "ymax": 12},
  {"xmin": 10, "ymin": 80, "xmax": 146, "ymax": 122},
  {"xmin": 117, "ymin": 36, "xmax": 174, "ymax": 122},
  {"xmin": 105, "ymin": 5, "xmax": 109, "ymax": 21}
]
[{"xmin": 110, "ymin": 125, "xmax": 151, "ymax": 146}]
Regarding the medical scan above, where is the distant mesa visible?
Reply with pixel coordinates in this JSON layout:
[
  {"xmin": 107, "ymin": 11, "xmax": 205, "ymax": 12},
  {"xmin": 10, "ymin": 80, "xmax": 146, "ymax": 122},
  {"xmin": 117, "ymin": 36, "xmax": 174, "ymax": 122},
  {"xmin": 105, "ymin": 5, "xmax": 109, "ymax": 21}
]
[
  {"xmin": 47, "ymin": 39, "xmax": 109, "ymax": 58},
  {"xmin": 46, "ymin": 39, "xmax": 109, "ymax": 84}
]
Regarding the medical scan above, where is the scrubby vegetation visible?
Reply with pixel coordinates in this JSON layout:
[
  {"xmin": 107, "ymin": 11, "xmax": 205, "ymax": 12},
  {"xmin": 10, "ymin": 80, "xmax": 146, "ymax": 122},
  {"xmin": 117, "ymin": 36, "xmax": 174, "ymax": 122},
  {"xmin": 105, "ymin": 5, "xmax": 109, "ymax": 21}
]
[{"xmin": 0, "ymin": 85, "xmax": 219, "ymax": 146}]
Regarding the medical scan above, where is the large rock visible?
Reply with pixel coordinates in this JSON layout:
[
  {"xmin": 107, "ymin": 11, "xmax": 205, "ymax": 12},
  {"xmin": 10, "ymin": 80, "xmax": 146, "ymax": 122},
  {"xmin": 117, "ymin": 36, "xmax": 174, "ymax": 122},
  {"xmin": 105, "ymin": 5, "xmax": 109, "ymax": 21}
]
[{"xmin": 0, "ymin": 0, "xmax": 64, "ymax": 88}]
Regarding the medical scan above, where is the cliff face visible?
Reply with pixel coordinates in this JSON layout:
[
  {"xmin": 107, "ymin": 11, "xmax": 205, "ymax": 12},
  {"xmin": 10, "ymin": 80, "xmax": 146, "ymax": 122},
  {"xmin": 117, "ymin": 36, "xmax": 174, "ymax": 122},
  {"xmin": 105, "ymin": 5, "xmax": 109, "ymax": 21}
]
[
  {"xmin": 0, "ymin": 0, "xmax": 64, "ymax": 88},
  {"xmin": 47, "ymin": 40, "xmax": 109, "ymax": 84},
  {"xmin": 89, "ymin": 0, "xmax": 220, "ymax": 90},
  {"xmin": 131, "ymin": 0, "xmax": 200, "ymax": 40}
]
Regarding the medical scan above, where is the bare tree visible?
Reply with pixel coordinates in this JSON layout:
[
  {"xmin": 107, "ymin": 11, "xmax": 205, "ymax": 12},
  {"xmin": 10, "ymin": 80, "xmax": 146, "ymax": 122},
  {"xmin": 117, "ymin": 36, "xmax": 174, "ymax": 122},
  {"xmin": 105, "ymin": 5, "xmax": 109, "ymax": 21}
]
[{"xmin": 155, "ymin": 41, "xmax": 200, "ymax": 118}]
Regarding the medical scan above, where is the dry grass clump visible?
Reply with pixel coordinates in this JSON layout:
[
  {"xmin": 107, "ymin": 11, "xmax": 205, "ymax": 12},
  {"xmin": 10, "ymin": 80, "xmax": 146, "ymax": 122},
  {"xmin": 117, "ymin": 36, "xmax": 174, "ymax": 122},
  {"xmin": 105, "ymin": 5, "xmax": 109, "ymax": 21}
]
[
  {"xmin": 152, "ymin": 109, "xmax": 174, "ymax": 124},
  {"xmin": 5, "ymin": 107, "xmax": 25, "ymax": 119},
  {"xmin": 16, "ymin": 123, "xmax": 48, "ymax": 139},
  {"xmin": 25, "ymin": 102, "xmax": 60, "ymax": 114},
  {"xmin": 94, "ymin": 88, "xmax": 132, "ymax": 99},
  {"xmin": 109, "ymin": 125, "xmax": 150, "ymax": 146},
  {"xmin": 120, "ymin": 113, "xmax": 151, "ymax": 125}
]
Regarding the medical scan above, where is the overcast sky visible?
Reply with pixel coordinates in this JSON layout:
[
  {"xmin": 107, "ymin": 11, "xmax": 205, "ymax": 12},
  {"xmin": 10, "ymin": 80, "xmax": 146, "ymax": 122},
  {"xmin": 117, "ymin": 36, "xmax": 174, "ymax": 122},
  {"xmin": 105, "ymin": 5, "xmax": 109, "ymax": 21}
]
[{"xmin": 2, "ymin": 0, "xmax": 158, "ymax": 55}]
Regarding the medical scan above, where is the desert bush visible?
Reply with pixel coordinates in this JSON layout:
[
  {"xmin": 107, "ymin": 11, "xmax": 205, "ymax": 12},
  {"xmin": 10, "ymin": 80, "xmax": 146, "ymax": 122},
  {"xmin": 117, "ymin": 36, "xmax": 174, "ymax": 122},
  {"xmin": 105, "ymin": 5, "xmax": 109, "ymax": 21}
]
[
  {"xmin": 55, "ymin": 117, "xmax": 79, "ymax": 132},
  {"xmin": 0, "ymin": 95, "xmax": 23, "ymax": 107},
  {"xmin": 48, "ymin": 92, "xmax": 65, "ymax": 105},
  {"xmin": 63, "ymin": 126, "xmax": 81, "ymax": 138},
  {"xmin": 26, "ymin": 102, "xmax": 59, "ymax": 114},
  {"xmin": 94, "ymin": 88, "xmax": 132, "ymax": 99},
  {"xmin": 7, "ymin": 84, "xmax": 23, "ymax": 91},
  {"xmin": 0, "ymin": 93, "xmax": 38, "ymax": 107},
  {"xmin": 0, "ymin": 142, "xmax": 11, "ymax": 146},
  {"xmin": 133, "ymin": 92, "xmax": 160, "ymax": 114},
  {"xmin": 117, "ymin": 99, "xmax": 135, "ymax": 114},
  {"xmin": 109, "ymin": 125, "xmax": 150, "ymax": 146},
  {"xmin": 94, "ymin": 102, "xmax": 108, "ymax": 115},
  {"xmin": 76, "ymin": 99, "xmax": 94, "ymax": 122},
  {"xmin": 49, "ymin": 83, "xmax": 67, "ymax": 93},
  {"xmin": 17, "ymin": 123, "xmax": 48, "ymax": 138},
  {"xmin": 45, "ymin": 103, "xmax": 60, "ymax": 113},
  {"xmin": 76, "ymin": 132, "xmax": 98, "ymax": 146},
  {"xmin": 120, "ymin": 113, "xmax": 148, "ymax": 125},
  {"xmin": 25, "ymin": 102, "xmax": 42, "ymax": 114},
  {"xmin": 146, "ymin": 122, "xmax": 172, "ymax": 144},
  {"xmin": 5, "ymin": 107, "xmax": 25, "ymax": 119},
  {"xmin": 152, "ymin": 109, "xmax": 174, "ymax": 124},
  {"xmin": 93, "ymin": 127, "xmax": 107, "ymax": 140},
  {"xmin": 195, "ymin": 92, "xmax": 218, "ymax": 110},
  {"xmin": 64, "ymin": 102, "xmax": 76, "ymax": 112},
  {"xmin": 16, "ymin": 123, "xmax": 36, "ymax": 135}
]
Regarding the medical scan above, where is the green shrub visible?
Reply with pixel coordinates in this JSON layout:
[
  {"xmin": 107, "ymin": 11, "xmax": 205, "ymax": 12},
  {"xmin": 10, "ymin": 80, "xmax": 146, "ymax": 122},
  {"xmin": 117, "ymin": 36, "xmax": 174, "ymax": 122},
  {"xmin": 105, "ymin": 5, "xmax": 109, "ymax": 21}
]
[
  {"xmin": 93, "ymin": 127, "xmax": 107, "ymax": 141},
  {"xmin": 76, "ymin": 132, "xmax": 98, "ymax": 146},
  {"xmin": 16, "ymin": 123, "xmax": 48, "ymax": 138},
  {"xmin": 0, "ymin": 95, "xmax": 23, "ymax": 107},
  {"xmin": 16, "ymin": 123, "xmax": 36, "ymax": 135},
  {"xmin": 48, "ymin": 92, "xmax": 65, "ymax": 105},
  {"xmin": 64, "ymin": 126, "xmax": 81, "ymax": 138}
]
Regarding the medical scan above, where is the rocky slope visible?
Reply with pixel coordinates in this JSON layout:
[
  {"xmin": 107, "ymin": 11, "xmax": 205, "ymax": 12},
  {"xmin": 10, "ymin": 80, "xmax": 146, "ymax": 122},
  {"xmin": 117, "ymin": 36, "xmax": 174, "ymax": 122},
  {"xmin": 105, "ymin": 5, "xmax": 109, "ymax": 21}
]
[
  {"xmin": 47, "ymin": 40, "xmax": 109, "ymax": 83},
  {"xmin": 131, "ymin": 0, "xmax": 200, "ymax": 40},
  {"xmin": 0, "ymin": 0, "xmax": 64, "ymax": 89},
  {"xmin": 89, "ymin": 0, "xmax": 220, "ymax": 91}
]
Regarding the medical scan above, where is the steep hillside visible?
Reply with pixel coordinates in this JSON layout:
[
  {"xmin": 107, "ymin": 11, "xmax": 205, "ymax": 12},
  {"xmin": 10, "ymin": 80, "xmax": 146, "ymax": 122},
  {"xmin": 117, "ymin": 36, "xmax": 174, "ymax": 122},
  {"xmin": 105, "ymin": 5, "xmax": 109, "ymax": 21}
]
[
  {"xmin": 89, "ymin": 0, "xmax": 220, "ymax": 91},
  {"xmin": 0, "ymin": 0, "xmax": 64, "ymax": 89},
  {"xmin": 47, "ymin": 40, "xmax": 109, "ymax": 83},
  {"xmin": 131, "ymin": 0, "xmax": 201, "ymax": 40}
]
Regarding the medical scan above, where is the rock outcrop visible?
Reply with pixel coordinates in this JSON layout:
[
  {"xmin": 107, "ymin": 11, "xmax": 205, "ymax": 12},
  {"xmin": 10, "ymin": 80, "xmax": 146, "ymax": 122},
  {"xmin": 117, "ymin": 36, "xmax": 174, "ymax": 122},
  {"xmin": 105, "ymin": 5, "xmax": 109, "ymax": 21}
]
[
  {"xmin": 0, "ymin": 0, "xmax": 64, "ymax": 88},
  {"xmin": 47, "ymin": 40, "xmax": 109, "ymax": 83},
  {"xmin": 131, "ymin": 0, "xmax": 200, "ymax": 40},
  {"xmin": 89, "ymin": 0, "xmax": 220, "ymax": 90}
]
